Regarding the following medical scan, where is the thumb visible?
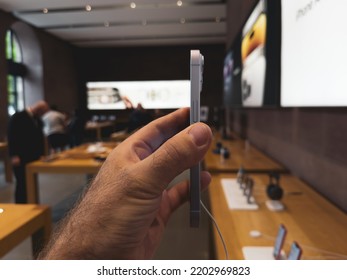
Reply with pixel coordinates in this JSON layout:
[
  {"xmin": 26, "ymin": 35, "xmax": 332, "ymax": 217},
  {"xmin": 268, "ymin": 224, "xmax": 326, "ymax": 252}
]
[{"xmin": 135, "ymin": 122, "xmax": 212, "ymax": 190}]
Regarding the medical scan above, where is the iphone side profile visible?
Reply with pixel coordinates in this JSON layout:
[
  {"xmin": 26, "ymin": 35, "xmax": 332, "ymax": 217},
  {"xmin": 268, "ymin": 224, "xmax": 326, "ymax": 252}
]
[
  {"xmin": 190, "ymin": 50, "xmax": 204, "ymax": 227},
  {"xmin": 273, "ymin": 224, "xmax": 287, "ymax": 259},
  {"xmin": 287, "ymin": 242, "xmax": 302, "ymax": 260}
]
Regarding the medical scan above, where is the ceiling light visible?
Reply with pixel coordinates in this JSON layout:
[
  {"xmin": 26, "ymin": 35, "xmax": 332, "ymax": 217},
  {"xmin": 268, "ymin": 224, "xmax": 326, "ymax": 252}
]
[
  {"xmin": 177, "ymin": 1, "xmax": 183, "ymax": 7},
  {"xmin": 130, "ymin": 2, "xmax": 136, "ymax": 9},
  {"xmin": 85, "ymin": 5, "xmax": 92, "ymax": 12},
  {"xmin": 42, "ymin": 8, "xmax": 49, "ymax": 14},
  {"xmin": 180, "ymin": 18, "xmax": 186, "ymax": 24}
]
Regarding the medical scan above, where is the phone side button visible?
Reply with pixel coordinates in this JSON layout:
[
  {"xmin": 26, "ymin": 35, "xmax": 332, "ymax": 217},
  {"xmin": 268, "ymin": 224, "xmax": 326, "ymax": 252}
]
[{"xmin": 194, "ymin": 100, "xmax": 199, "ymax": 122}]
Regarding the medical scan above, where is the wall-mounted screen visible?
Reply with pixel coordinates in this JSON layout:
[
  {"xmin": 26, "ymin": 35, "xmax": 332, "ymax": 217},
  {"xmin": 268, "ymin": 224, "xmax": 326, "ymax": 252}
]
[
  {"xmin": 226, "ymin": 0, "xmax": 281, "ymax": 108},
  {"xmin": 241, "ymin": 0, "xmax": 267, "ymax": 107},
  {"xmin": 223, "ymin": 50, "xmax": 234, "ymax": 105},
  {"xmin": 223, "ymin": 38, "xmax": 243, "ymax": 108},
  {"xmin": 281, "ymin": 0, "xmax": 347, "ymax": 107},
  {"xmin": 86, "ymin": 80, "xmax": 190, "ymax": 110}
]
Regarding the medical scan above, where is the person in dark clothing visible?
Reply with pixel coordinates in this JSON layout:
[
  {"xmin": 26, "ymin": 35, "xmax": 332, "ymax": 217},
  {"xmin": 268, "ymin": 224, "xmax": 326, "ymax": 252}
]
[
  {"xmin": 7, "ymin": 100, "xmax": 49, "ymax": 203},
  {"xmin": 127, "ymin": 103, "xmax": 153, "ymax": 133},
  {"xmin": 67, "ymin": 108, "xmax": 88, "ymax": 147}
]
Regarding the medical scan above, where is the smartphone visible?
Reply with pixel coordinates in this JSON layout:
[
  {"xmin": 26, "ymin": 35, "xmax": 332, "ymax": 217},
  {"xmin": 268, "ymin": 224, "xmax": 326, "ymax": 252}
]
[
  {"xmin": 287, "ymin": 241, "xmax": 302, "ymax": 260},
  {"xmin": 273, "ymin": 224, "xmax": 287, "ymax": 259},
  {"xmin": 190, "ymin": 49, "xmax": 204, "ymax": 227}
]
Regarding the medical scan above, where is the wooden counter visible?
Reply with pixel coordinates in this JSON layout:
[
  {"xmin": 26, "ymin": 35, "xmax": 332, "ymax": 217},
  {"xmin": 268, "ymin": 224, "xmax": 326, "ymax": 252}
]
[
  {"xmin": 204, "ymin": 134, "xmax": 287, "ymax": 173},
  {"xmin": 85, "ymin": 121, "xmax": 114, "ymax": 141},
  {"xmin": 0, "ymin": 203, "xmax": 51, "ymax": 258},
  {"xmin": 209, "ymin": 174, "xmax": 347, "ymax": 260},
  {"xmin": 0, "ymin": 142, "xmax": 13, "ymax": 183},
  {"xmin": 26, "ymin": 142, "xmax": 117, "ymax": 204}
]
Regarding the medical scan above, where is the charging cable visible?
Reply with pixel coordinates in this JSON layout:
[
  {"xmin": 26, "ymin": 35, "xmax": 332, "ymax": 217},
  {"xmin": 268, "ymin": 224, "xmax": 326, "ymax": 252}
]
[{"xmin": 200, "ymin": 200, "xmax": 229, "ymax": 260}]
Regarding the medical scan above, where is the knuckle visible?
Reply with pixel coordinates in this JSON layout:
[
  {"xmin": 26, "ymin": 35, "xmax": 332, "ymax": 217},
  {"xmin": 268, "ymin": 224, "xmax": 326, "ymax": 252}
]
[
  {"xmin": 153, "ymin": 141, "xmax": 184, "ymax": 171},
  {"xmin": 162, "ymin": 141, "xmax": 183, "ymax": 163}
]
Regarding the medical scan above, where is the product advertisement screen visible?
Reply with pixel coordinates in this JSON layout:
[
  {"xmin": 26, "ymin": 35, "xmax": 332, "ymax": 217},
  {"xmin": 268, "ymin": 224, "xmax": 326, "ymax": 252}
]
[
  {"xmin": 223, "ymin": 50, "xmax": 234, "ymax": 106},
  {"xmin": 86, "ymin": 80, "xmax": 190, "ymax": 110},
  {"xmin": 281, "ymin": 0, "xmax": 347, "ymax": 106},
  {"xmin": 241, "ymin": 0, "xmax": 267, "ymax": 107},
  {"xmin": 227, "ymin": 0, "xmax": 280, "ymax": 108}
]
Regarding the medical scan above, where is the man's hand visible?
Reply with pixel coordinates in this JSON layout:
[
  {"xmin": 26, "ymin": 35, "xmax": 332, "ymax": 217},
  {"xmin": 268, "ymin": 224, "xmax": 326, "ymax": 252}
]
[{"xmin": 39, "ymin": 108, "xmax": 212, "ymax": 259}]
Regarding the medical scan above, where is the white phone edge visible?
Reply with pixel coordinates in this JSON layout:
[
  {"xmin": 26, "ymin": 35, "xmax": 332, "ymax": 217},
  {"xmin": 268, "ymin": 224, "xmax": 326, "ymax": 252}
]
[{"xmin": 190, "ymin": 49, "xmax": 204, "ymax": 227}]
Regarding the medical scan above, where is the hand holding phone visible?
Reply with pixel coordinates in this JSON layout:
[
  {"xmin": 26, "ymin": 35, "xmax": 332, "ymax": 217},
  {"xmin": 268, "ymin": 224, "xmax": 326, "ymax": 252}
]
[{"xmin": 190, "ymin": 50, "xmax": 204, "ymax": 227}]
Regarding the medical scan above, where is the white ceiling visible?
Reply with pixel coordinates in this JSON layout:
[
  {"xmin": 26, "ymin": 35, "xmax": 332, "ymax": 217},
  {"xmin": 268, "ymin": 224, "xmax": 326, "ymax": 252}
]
[{"xmin": 0, "ymin": 0, "xmax": 227, "ymax": 47}]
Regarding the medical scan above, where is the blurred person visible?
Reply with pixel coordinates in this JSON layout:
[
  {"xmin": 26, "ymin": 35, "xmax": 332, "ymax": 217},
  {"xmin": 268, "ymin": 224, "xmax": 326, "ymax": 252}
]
[
  {"xmin": 42, "ymin": 105, "xmax": 68, "ymax": 153},
  {"xmin": 67, "ymin": 108, "xmax": 88, "ymax": 147},
  {"xmin": 7, "ymin": 100, "xmax": 49, "ymax": 203},
  {"xmin": 127, "ymin": 103, "xmax": 153, "ymax": 133}
]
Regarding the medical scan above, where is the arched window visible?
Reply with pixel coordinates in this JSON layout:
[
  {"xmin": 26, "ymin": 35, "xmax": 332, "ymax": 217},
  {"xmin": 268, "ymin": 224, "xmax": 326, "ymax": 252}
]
[{"xmin": 5, "ymin": 29, "xmax": 26, "ymax": 116}]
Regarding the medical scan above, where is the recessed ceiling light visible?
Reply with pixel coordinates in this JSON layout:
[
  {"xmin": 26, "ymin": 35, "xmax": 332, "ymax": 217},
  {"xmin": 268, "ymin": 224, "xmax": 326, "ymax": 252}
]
[
  {"xmin": 85, "ymin": 5, "xmax": 92, "ymax": 12},
  {"xmin": 177, "ymin": 1, "xmax": 183, "ymax": 7},
  {"xmin": 180, "ymin": 18, "xmax": 186, "ymax": 24},
  {"xmin": 130, "ymin": 2, "xmax": 136, "ymax": 9},
  {"xmin": 42, "ymin": 8, "xmax": 49, "ymax": 14}
]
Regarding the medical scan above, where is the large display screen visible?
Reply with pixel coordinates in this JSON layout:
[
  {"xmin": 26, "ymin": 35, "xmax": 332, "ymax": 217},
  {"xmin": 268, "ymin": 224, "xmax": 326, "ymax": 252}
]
[
  {"xmin": 223, "ymin": 38, "xmax": 242, "ymax": 108},
  {"xmin": 241, "ymin": 0, "xmax": 267, "ymax": 107},
  {"xmin": 223, "ymin": 50, "xmax": 234, "ymax": 105},
  {"xmin": 86, "ymin": 80, "xmax": 190, "ymax": 110},
  {"xmin": 225, "ymin": 0, "xmax": 280, "ymax": 108},
  {"xmin": 281, "ymin": 0, "xmax": 347, "ymax": 107}
]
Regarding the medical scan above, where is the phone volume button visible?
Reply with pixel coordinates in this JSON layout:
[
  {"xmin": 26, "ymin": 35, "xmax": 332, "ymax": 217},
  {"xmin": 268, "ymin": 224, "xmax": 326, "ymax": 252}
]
[{"xmin": 194, "ymin": 100, "xmax": 199, "ymax": 122}]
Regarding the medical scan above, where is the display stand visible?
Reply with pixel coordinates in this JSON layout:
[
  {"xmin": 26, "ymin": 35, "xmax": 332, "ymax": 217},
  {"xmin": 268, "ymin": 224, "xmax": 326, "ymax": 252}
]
[
  {"xmin": 266, "ymin": 200, "xmax": 285, "ymax": 211},
  {"xmin": 242, "ymin": 246, "xmax": 286, "ymax": 260},
  {"xmin": 221, "ymin": 179, "xmax": 259, "ymax": 210}
]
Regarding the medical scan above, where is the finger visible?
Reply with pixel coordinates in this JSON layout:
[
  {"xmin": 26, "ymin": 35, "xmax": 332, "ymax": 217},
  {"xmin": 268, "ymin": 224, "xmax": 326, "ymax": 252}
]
[
  {"xmin": 135, "ymin": 122, "xmax": 212, "ymax": 189},
  {"xmin": 115, "ymin": 108, "xmax": 190, "ymax": 162},
  {"xmin": 159, "ymin": 171, "xmax": 211, "ymax": 225}
]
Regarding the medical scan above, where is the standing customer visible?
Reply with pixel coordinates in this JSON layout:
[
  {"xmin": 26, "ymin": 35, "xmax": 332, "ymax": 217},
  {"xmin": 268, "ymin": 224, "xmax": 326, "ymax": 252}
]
[
  {"xmin": 67, "ymin": 108, "xmax": 88, "ymax": 147},
  {"xmin": 7, "ymin": 100, "xmax": 49, "ymax": 203},
  {"xmin": 42, "ymin": 105, "xmax": 68, "ymax": 153}
]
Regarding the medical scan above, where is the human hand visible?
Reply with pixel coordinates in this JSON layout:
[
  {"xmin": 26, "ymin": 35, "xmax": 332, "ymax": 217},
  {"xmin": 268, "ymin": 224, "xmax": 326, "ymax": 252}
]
[{"xmin": 40, "ymin": 108, "xmax": 212, "ymax": 259}]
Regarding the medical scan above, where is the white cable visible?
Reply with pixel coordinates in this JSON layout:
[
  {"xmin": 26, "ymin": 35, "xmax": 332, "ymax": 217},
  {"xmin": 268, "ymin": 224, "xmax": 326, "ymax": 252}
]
[
  {"xmin": 297, "ymin": 244, "xmax": 347, "ymax": 259},
  {"xmin": 200, "ymin": 200, "xmax": 229, "ymax": 260}
]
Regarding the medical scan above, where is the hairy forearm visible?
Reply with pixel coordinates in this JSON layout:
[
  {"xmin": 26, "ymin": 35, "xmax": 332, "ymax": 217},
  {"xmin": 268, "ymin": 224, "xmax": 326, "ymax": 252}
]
[{"xmin": 38, "ymin": 177, "xmax": 161, "ymax": 260}]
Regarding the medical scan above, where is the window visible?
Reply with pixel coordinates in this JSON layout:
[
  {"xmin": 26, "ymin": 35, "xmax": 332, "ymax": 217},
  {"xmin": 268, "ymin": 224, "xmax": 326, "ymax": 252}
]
[{"xmin": 5, "ymin": 29, "xmax": 25, "ymax": 116}]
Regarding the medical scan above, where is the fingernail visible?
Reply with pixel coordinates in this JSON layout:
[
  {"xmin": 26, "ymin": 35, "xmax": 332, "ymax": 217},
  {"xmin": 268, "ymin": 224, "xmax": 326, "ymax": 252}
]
[{"xmin": 188, "ymin": 124, "xmax": 211, "ymax": 147}]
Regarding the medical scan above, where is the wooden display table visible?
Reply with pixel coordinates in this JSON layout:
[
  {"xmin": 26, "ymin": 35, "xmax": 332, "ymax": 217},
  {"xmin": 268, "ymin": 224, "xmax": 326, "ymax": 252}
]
[
  {"xmin": 0, "ymin": 203, "xmax": 51, "ymax": 258},
  {"xmin": 0, "ymin": 142, "xmax": 13, "ymax": 183},
  {"xmin": 209, "ymin": 174, "xmax": 347, "ymax": 260},
  {"xmin": 26, "ymin": 142, "xmax": 118, "ymax": 204},
  {"xmin": 110, "ymin": 131, "xmax": 131, "ymax": 142},
  {"xmin": 204, "ymin": 134, "xmax": 287, "ymax": 173},
  {"xmin": 85, "ymin": 121, "xmax": 114, "ymax": 141}
]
